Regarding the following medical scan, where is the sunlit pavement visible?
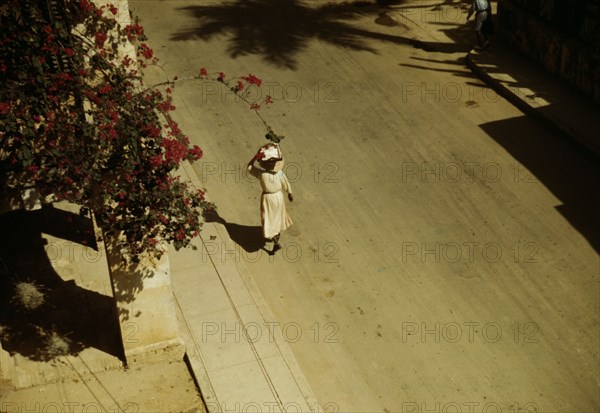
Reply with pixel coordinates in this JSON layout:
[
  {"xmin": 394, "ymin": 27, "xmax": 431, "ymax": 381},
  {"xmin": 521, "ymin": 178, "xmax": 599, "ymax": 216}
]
[{"xmin": 134, "ymin": 1, "xmax": 600, "ymax": 412}]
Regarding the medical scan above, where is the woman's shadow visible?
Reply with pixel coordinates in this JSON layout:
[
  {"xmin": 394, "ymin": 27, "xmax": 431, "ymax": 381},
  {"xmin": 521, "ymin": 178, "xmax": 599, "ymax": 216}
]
[{"xmin": 204, "ymin": 209, "xmax": 277, "ymax": 255}]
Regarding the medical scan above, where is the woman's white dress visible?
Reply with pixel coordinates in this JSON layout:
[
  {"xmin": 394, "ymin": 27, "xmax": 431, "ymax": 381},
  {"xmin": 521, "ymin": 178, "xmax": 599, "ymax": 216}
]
[{"xmin": 248, "ymin": 165, "xmax": 293, "ymax": 239}]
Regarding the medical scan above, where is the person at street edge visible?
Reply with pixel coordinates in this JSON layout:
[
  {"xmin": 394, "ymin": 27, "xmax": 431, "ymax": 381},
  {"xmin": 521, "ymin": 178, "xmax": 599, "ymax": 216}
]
[
  {"xmin": 467, "ymin": 0, "xmax": 492, "ymax": 50},
  {"xmin": 247, "ymin": 155, "xmax": 294, "ymax": 254}
]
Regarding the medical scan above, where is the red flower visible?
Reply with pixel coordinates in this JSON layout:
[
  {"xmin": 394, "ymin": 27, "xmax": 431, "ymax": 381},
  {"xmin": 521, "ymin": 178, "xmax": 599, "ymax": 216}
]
[
  {"xmin": 79, "ymin": 0, "xmax": 94, "ymax": 13},
  {"xmin": 64, "ymin": 48, "xmax": 75, "ymax": 57},
  {"xmin": 0, "ymin": 102, "xmax": 10, "ymax": 115},
  {"xmin": 188, "ymin": 145, "xmax": 203, "ymax": 161},
  {"xmin": 122, "ymin": 55, "xmax": 132, "ymax": 67},
  {"xmin": 242, "ymin": 74, "xmax": 262, "ymax": 86},
  {"xmin": 168, "ymin": 120, "xmax": 181, "ymax": 135},
  {"xmin": 263, "ymin": 95, "xmax": 274, "ymax": 105},
  {"xmin": 217, "ymin": 72, "xmax": 225, "ymax": 81},
  {"xmin": 149, "ymin": 155, "xmax": 163, "ymax": 168},
  {"xmin": 175, "ymin": 228, "xmax": 186, "ymax": 241},
  {"xmin": 124, "ymin": 24, "xmax": 144, "ymax": 40},
  {"xmin": 236, "ymin": 80, "xmax": 244, "ymax": 91},
  {"xmin": 140, "ymin": 43, "xmax": 153, "ymax": 59},
  {"xmin": 95, "ymin": 31, "xmax": 107, "ymax": 48},
  {"xmin": 108, "ymin": 4, "xmax": 118, "ymax": 15},
  {"xmin": 99, "ymin": 84, "xmax": 112, "ymax": 94},
  {"xmin": 158, "ymin": 100, "xmax": 175, "ymax": 112},
  {"xmin": 57, "ymin": 72, "xmax": 73, "ymax": 82},
  {"xmin": 108, "ymin": 110, "xmax": 119, "ymax": 123},
  {"xmin": 250, "ymin": 103, "xmax": 260, "ymax": 110},
  {"xmin": 143, "ymin": 123, "xmax": 161, "ymax": 138},
  {"xmin": 199, "ymin": 67, "xmax": 208, "ymax": 77},
  {"xmin": 162, "ymin": 138, "xmax": 188, "ymax": 164}
]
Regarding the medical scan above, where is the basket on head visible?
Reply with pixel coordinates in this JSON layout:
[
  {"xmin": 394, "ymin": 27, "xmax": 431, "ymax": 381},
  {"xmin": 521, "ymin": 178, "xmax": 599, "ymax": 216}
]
[{"xmin": 256, "ymin": 143, "xmax": 284, "ymax": 172}]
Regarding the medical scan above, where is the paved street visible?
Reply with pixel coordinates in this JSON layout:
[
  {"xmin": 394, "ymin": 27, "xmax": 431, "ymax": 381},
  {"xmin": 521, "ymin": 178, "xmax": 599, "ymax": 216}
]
[{"xmin": 134, "ymin": 1, "xmax": 599, "ymax": 411}]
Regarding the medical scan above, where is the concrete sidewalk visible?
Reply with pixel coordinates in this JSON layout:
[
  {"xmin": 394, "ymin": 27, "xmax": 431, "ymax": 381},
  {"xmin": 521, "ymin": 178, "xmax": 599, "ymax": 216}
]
[
  {"xmin": 0, "ymin": 164, "xmax": 320, "ymax": 413},
  {"xmin": 169, "ymin": 162, "xmax": 322, "ymax": 413},
  {"xmin": 466, "ymin": 41, "xmax": 600, "ymax": 158}
]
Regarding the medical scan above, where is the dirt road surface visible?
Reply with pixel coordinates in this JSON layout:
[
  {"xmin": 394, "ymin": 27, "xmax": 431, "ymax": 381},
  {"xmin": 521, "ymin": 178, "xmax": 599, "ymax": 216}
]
[{"xmin": 133, "ymin": 1, "xmax": 599, "ymax": 411}]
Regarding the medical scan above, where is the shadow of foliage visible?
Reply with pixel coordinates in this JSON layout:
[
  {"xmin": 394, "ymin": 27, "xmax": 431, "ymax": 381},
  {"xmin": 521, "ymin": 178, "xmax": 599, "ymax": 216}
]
[
  {"xmin": 0, "ymin": 206, "xmax": 123, "ymax": 361},
  {"xmin": 104, "ymin": 236, "xmax": 154, "ymax": 322},
  {"xmin": 170, "ymin": 0, "xmax": 418, "ymax": 69}
]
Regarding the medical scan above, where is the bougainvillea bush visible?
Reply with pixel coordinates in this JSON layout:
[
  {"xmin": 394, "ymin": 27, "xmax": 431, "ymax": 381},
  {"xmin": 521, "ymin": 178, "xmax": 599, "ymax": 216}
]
[{"xmin": 0, "ymin": 0, "xmax": 211, "ymax": 260}]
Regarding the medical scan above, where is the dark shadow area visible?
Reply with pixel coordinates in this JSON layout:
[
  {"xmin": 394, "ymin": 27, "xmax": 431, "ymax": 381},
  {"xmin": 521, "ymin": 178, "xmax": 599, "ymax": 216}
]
[
  {"xmin": 170, "ymin": 0, "xmax": 470, "ymax": 69},
  {"xmin": 433, "ymin": 1, "xmax": 485, "ymax": 47},
  {"xmin": 104, "ymin": 237, "xmax": 152, "ymax": 322},
  {"xmin": 204, "ymin": 209, "xmax": 268, "ymax": 254},
  {"xmin": 408, "ymin": 38, "xmax": 472, "ymax": 53},
  {"xmin": 0, "ymin": 206, "xmax": 123, "ymax": 361},
  {"xmin": 392, "ymin": 1, "xmax": 479, "ymax": 72},
  {"xmin": 467, "ymin": 40, "xmax": 600, "ymax": 124},
  {"xmin": 480, "ymin": 115, "xmax": 600, "ymax": 253}
]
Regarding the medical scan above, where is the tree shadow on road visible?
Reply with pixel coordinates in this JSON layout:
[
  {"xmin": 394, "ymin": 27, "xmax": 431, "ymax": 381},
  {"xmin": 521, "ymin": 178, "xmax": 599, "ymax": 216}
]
[
  {"xmin": 0, "ymin": 206, "xmax": 123, "ymax": 361},
  {"xmin": 395, "ymin": 1, "xmax": 480, "ymax": 73},
  {"xmin": 169, "ymin": 0, "xmax": 441, "ymax": 69}
]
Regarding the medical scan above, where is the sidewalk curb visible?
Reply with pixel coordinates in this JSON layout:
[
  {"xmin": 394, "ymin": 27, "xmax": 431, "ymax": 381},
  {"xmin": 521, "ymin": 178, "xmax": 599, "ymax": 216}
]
[
  {"xmin": 466, "ymin": 49, "xmax": 600, "ymax": 159},
  {"xmin": 174, "ymin": 159, "xmax": 322, "ymax": 412}
]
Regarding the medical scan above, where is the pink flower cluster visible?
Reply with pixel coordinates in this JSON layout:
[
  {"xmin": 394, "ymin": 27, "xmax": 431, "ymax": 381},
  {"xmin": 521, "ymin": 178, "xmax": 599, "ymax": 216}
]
[
  {"xmin": 242, "ymin": 74, "xmax": 262, "ymax": 86},
  {"xmin": 188, "ymin": 145, "xmax": 203, "ymax": 161},
  {"xmin": 139, "ymin": 43, "xmax": 153, "ymax": 59},
  {"xmin": 124, "ymin": 23, "xmax": 144, "ymax": 41},
  {"xmin": 95, "ymin": 31, "xmax": 107, "ymax": 48},
  {"xmin": 79, "ymin": 0, "xmax": 94, "ymax": 13}
]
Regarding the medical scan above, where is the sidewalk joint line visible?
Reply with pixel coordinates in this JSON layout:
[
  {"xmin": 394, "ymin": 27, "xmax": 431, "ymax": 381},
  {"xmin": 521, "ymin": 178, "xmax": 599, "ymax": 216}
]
[
  {"xmin": 198, "ymin": 230, "xmax": 285, "ymax": 410},
  {"xmin": 172, "ymin": 290, "xmax": 221, "ymax": 410}
]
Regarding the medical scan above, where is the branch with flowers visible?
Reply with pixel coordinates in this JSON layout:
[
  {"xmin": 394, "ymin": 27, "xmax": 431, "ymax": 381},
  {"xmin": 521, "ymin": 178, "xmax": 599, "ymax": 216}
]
[
  {"xmin": 0, "ymin": 0, "xmax": 287, "ymax": 262},
  {"xmin": 147, "ymin": 66, "xmax": 284, "ymax": 144},
  {"xmin": 0, "ymin": 0, "xmax": 217, "ymax": 261},
  {"xmin": 207, "ymin": 70, "xmax": 284, "ymax": 143}
]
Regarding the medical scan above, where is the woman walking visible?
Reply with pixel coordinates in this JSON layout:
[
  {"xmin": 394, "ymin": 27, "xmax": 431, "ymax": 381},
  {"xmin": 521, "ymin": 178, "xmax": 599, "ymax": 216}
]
[{"xmin": 247, "ymin": 152, "xmax": 294, "ymax": 254}]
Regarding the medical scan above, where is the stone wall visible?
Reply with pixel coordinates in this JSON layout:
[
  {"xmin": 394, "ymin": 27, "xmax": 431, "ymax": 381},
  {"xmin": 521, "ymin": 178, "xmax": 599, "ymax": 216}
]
[{"xmin": 497, "ymin": 0, "xmax": 600, "ymax": 102}]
